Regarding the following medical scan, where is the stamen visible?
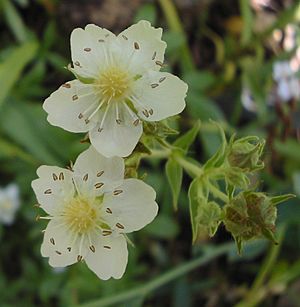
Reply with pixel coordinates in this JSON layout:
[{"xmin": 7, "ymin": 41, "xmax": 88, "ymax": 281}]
[
  {"xmin": 103, "ymin": 245, "xmax": 111, "ymax": 249},
  {"xmin": 106, "ymin": 208, "xmax": 112, "ymax": 214},
  {"xmin": 89, "ymin": 245, "xmax": 96, "ymax": 253},
  {"xmin": 59, "ymin": 172, "xmax": 64, "ymax": 180},
  {"xmin": 94, "ymin": 182, "xmax": 104, "ymax": 189},
  {"xmin": 113, "ymin": 190, "xmax": 123, "ymax": 195},
  {"xmin": 134, "ymin": 42, "xmax": 140, "ymax": 50},
  {"xmin": 155, "ymin": 60, "xmax": 163, "ymax": 67},
  {"xmin": 72, "ymin": 95, "xmax": 78, "ymax": 101},
  {"xmin": 151, "ymin": 83, "xmax": 159, "ymax": 88},
  {"xmin": 50, "ymin": 238, "xmax": 55, "ymax": 245},
  {"xmin": 83, "ymin": 174, "xmax": 88, "ymax": 182},
  {"xmin": 44, "ymin": 189, "xmax": 52, "ymax": 195},
  {"xmin": 84, "ymin": 47, "xmax": 91, "ymax": 52},
  {"xmin": 62, "ymin": 83, "xmax": 71, "ymax": 88},
  {"xmin": 102, "ymin": 230, "xmax": 112, "ymax": 236},
  {"xmin": 116, "ymin": 222, "xmax": 125, "ymax": 229},
  {"xmin": 97, "ymin": 171, "xmax": 104, "ymax": 177},
  {"xmin": 55, "ymin": 251, "xmax": 62, "ymax": 255},
  {"xmin": 152, "ymin": 51, "xmax": 157, "ymax": 60},
  {"xmin": 52, "ymin": 173, "xmax": 58, "ymax": 181},
  {"xmin": 159, "ymin": 77, "xmax": 166, "ymax": 83}
]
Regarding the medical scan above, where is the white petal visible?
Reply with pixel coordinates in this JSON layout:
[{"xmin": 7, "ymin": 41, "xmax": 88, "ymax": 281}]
[
  {"xmin": 5, "ymin": 184, "xmax": 20, "ymax": 210},
  {"xmin": 89, "ymin": 102, "xmax": 143, "ymax": 157},
  {"xmin": 103, "ymin": 178, "xmax": 158, "ymax": 233},
  {"xmin": 41, "ymin": 219, "xmax": 78, "ymax": 267},
  {"xmin": 85, "ymin": 234, "xmax": 128, "ymax": 280},
  {"xmin": 70, "ymin": 24, "xmax": 116, "ymax": 79},
  {"xmin": 131, "ymin": 71, "xmax": 187, "ymax": 121},
  {"xmin": 278, "ymin": 79, "xmax": 292, "ymax": 101},
  {"xmin": 73, "ymin": 146, "xmax": 124, "ymax": 196},
  {"xmin": 31, "ymin": 166, "xmax": 74, "ymax": 215},
  {"xmin": 115, "ymin": 20, "xmax": 167, "ymax": 74},
  {"xmin": 43, "ymin": 80, "xmax": 99, "ymax": 133}
]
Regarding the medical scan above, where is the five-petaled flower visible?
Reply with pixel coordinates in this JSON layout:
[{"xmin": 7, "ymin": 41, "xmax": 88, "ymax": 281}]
[
  {"xmin": 31, "ymin": 146, "xmax": 158, "ymax": 280},
  {"xmin": 43, "ymin": 20, "xmax": 188, "ymax": 157}
]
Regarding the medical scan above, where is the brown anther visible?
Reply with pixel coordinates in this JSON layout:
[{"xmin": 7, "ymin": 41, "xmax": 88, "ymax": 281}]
[
  {"xmin": 94, "ymin": 182, "xmax": 104, "ymax": 189},
  {"xmin": 67, "ymin": 247, "xmax": 71, "ymax": 252},
  {"xmin": 74, "ymin": 61, "xmax": 81, "ymax": 66},
  {"xmin": 85, "ymin": 119, "xmax": 90, "ymax": 124},
  {"xmin": 113, "ymin": 190, "xmax": 123, "ymax": 196},
  {"xmin": 149, "ymin": 109, "xmax": 154, "ymax": 115},
  {"xmin": 142, "ymin": 110, "xmax": 149, "ymax": 118},
  {"xmin": 52, "ymin": 173, "xmax": 58, "ymax": 181},
  {"xmin": 62, "ymin": 83, "xmax": 71, "ymax": 88},
  {"xmin": 151, "ymin": 83, "xmax": 159, "ymax": 88},
  {"xmin": 134, "ymin": 42, "xmax": 140, "ymax": 50},
  {"xmin": 89, "ymin": 245, "xmax": 96, "ymax": 253},
  {"xmin": 116, "ymin": 119, "xmax": 121, "ymax": 124},
  {"xmin": 84, "ymin": 47, "xmax": 91, "ymax": 52},
  {"xmin": 98, "ymin": 39, "xmax": 105, "ymax": 42},
  {"xmin": 103, "ymin": 245, "xmax": 111, "ymax": 249},
  {"xmin": 97, "ymin": 171, "xmax": 104, "ymax": 177},
  {"xmin": 55, "ymin": 251, "xmax": 62, "ymax": 255},
  {"xmin": 59, "ymin": 172, "xmax": 64, "ymax": 180},
  {"xmin": 44, "ymin": 189, "xmax": 52, "ymax": 195},
  {"xmin": 116, "ymin": 223, "xmax": 125, "ymax": 229},
  {"xmin": 98, "ymin": 127, "xmax": 103, "ymax": 133},
  {"xmin": 155, "ymin": 60, "xmax": 163, "ymax": 67},
  {"xmin": 83, "ymin": 174, "xmax": 88, "ymax": 182},
  {"xmin": 105, "ymin": 34, "xmax": 110, "ymax": 37},
  {"xmin": 152, "ymin": 51, "xmax": 157, "ymax": 60},
  {"xmin": 133, "ymin": 119, "xmax": 140, "ymax": 126},
  {"xmin": 78, "ymin": 113, "xmax": 83, "ymax": 119},
  {"xmin": 102, "ymin": 230, "xmax": 112, "ymax": 236},
  {"xmin": 159, "ymin": 77, "xmax": 166, "ymax": 83},
  {"xmin": 72, "ymin": 95, "xmax": 78, "ymax": 101},
  {"xmin": 77, "ymin": 255, "xmax": 83, "ymax": 262},
  {"xmin": 122, "ymin": 35, "xmax": 128, "ymax": 40},
  {"xmin": 106, "ymin": 208, "xmax": 112, "ymax": 214},
  {"xmin": 50, "ymin": 238, "xmax": 55, "ymax": 245}
]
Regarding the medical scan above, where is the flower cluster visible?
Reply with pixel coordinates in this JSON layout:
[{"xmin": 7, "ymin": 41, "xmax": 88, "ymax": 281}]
[{"xmin": 32, "ymin": 21, "xmax": 187, "ymax": 280}]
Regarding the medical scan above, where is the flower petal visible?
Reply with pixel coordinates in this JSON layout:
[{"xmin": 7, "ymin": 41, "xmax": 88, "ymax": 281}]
[
  {"xmin": 41, "ymin": 219, "xmax": 78, "ymax": 267},
  {"xmin": 89, "ymin": 102, "xmax": 143, "ymax": 157},
  {"xmin": 43, "ymin": 80, "xmax": 99, "ymax": 133},
  {"xmin": 103, "ymin": 178, "xmax": 158, "ymax": 233},
  {"xmin": 70, "ymin": 24, "xmax": 116, "ymax": 79},
  {"xmin": 131, "ymin": 71, "xmax": 188, "ymax": 121},
  {"xmin": 115, "ymin": 20, "xmax": 166, "ymax": 74},
  {"xmin": 31, "ymin": 166, "xmax": 74, "ymax": 215},
  {"xmin": 73, "ymin": 146, "xmax": 124, "ymax": 196},
  {"xmin": 85, "ymin": 234, "xmax": 128, "ymax": 280}
]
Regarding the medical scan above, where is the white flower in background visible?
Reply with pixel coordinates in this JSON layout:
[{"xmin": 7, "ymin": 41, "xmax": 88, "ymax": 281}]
[
  {"xmin": 0, "ymin": 184, "xmax": 20, "ymax": 225},
  {"xmin": 43, "ymin": 20, "xmax": 188, "ymax": 157},
  {"xmin": 241, "ymin": 87, "xmax": 257, "ymax": 113},
  {"xmin": 273, "ymin": 61, "xmax": 300, "ymax": 102},
  {"xmin": 31, "ymin": 146, "xmax": 158, "ymax": 280}
]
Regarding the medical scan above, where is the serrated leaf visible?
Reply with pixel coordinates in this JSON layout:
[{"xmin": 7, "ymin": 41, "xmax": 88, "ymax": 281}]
[
  {"xmin": 166, "ymin": 159, "xmax": 183, "ymax": 210},
  {"xmin": 173, "ymin": 120, "xmax": 201, "ymax": 154}
]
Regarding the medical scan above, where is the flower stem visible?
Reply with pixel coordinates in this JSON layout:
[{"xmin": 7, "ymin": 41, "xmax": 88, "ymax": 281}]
[
  {"xmin": 158, "ymin": 0, "xmax": 195, "ymax": 72},
  {"xmin": 207, "ymin": 181, "xmax": 229, "ymax": 203},
  {"xmin": 173, "ymin": 155, "xmax": 202, "ymax": 177},
  {"xmin": 78, "ymin": 242, "xmax": 235, "ymax": 307}
]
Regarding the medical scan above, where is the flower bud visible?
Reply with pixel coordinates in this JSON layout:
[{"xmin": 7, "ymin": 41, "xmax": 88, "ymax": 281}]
[{"xmin": 227, "ymin": 136, "xmax": 265, "ymax": 172}]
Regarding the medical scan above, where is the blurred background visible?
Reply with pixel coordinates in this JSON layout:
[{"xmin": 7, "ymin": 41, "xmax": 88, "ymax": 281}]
[{"xmin": 1, "ymin": 0, "xmax": 300, "ymax": 306}]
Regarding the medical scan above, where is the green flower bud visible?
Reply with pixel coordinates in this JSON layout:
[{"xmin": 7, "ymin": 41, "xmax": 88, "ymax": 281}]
[
  {"xmin": 224, "ymin": 167, "xmax": 250, "ymax": 189},
  {"xmin": 227, "ymin": 136, "xmax": 265, "ymax": 172},
  {"xmin": 224, "ymin": 191, "xmax": 277, "ymax": 252}
]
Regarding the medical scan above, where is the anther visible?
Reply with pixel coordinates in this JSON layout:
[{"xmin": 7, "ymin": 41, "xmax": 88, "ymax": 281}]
[
  {"xmin": 134, "ymin": 42, "xmax": 140, "ymax": 50},
  {"xmin": 149, "ymin": 109, "xmax": 154, "ymax": 115},
  {"xmin": 113, "ymin": 190, "xmax": 123, "ymax": 196},
  {"xmin": 106, "ymin": 208, "xmax": 112, "ymax": 214},
  {"xmin": 98, "ymin": 39, "xmax": 105, "ymax": 42},
  {"xmin": 159, "ymin": 77, "xmax": 166, "ymax": 83},
  {"xmin": 74, "ymin": 61, "xmax": 81, "ymax": 66},
  {"xmin": 116, "ymin": 119, "xmax": 121, "ymax": 124},
  {"xmin": 105, "ymin": 34, "xmax": 110, "ymax": 37},
  {"xmin": 152, "ymin": 51, "xmax": 157, "ymax": 60},
  {"xmin": 89, "ymin": 245, "xmax": 96, "ymax": 253},
  {"xmin": 142, "ymin": 110, "xmax": 149, "ymax": 118},
  {"xmin": 84, "ymin": 47, "xmax": 91, "ymax": 52},
  {"xmin": 103, "ymin": 245, "xmax": 111, "ymax": 249},
  {"xmin": 116, "ymin": 223, "xmax": 125, "ymax": 229},
  {"xmin": 44, "ymin": 189, "xmax": 52, "ymax": 195},
  {"xmin": 77, "ymin": 255, "xmax": 83, "ymax": 262},
  {"xmin": 62, "ymin": 83, "xmax": 71, "ymax": 88},
  {"xmin": 133, "ymin": 119, "xmax": 140, "ymax": 126},
  {"xmin": 67, "ymin": 247, "xmax": 71, "ymax": 252},
  {"xmin": 83, "ymin": 174, "xmax": 88, "ymax": 182},
  {"xmin": 52, "ymin": 173, "xmax": 58, "ymax": 181},
  {"xmin": 103, "ymin": 230, "xmax": 112, "ymax": 236},
  {"xmin": 98, "ymin": 127, "xmax": 103, "ymax": 133},
  {"xmin": 94, "ymin": 182, "xmax": 104, "ymax": 189},
  {"xmin": 50, "ymin": 238, "xmax": 55, "ymax": 245},
  {"xmin": 97, "ymin": 171, "xmax": 104, "ymax": 177},
  {"xmin": 151, "ymin": 83, "xmax": 159, "ymax": 88},
  {"xmin": 59, "ymin": 172, "xmax": 64, "ymax": 180},
  {"xmin": 55, "ymin": 251, "xmax": 62, "ymax": 255},
  {"xmin": 85, "ymin": 119, "xmax": 90, "ymax": 124},
  {"xmin": 155, "ymin": 60, "xmax": 163, "ymax": 67},
  {"xmin": 122, "ymin": 35, "xmax": 128, "ymax": 40},
  {"xmin": 72, "ymin": 95, "xmax": 78, "ymax": 101},
  {"xmin": 78, "ymin": 113, "xmax": 83, "ymax": 119}
]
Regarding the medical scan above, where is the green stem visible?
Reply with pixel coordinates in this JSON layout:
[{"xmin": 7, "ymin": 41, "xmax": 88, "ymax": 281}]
[
  {"xmin": 173, "ymin": 155, "xmax": 202, "ymax": 177},
  {"xmin": 158, "ymin": 0, "xmax": 195, "ymax": 72},
  {"xmin": 235, "ymin": 226, "xmax": 285, "ymax": 307},
  {"xmin": 78, "ymin": 242, "xmax": 235, "ymax": 307},
  {"xmin": 207, "ymin": 181, "xmax": 229, "ymax": 203}
]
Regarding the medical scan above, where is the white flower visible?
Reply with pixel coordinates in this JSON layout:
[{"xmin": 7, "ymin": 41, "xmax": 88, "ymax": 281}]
[
  {"xmin": 31, "ymin": 146, "xmax": 158, "ymax": 280},
  {"xmin": 0, "ymin": 184, "xmax": 20, "ymax": 225},
  {"xmin": 241, "ymin": 87, "xmax": 257, "ymax": 112},
  {"xmin": 273, "ymin": 61, "xmax": 300, "ymax": 102},
  {"xmin": 43, "ymin": 20, "xmax": 188, "ymax": 157}
]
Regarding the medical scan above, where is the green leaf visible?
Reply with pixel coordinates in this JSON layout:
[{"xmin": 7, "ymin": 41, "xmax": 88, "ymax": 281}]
[
  {"xmin": 173, "ymin": 120, "xmax": 201, "ymax": 153},
  {"xmin": 166, "ymin": 158, "xmax": 183, "ymax": 210},
  {"xmin": 0, "ymin": 41, "xmax": 38, "ymax": 107},
  {"xmin": 134, "ymin": 3, "xmax": 157, "ymax": 24},
  {"xmin": 203, "ymin": 122, "xmax": 227, "ymax": 170},
  {"xmin": 239, "ymin": 0, "xmax": 253, "ymax": 45},
  {"xmin": 188, "ymin": 177, "xmax": 202, "ymax": 243}
]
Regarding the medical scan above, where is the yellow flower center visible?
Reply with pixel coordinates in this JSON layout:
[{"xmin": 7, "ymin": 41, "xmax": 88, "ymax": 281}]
[
  {"xmin": 96, "ymin": 66, "xmax": 130, "ymax": 100},
  {"xmin": 63, "ymin": 197, "xmax": 99, "ymax": 234}
]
